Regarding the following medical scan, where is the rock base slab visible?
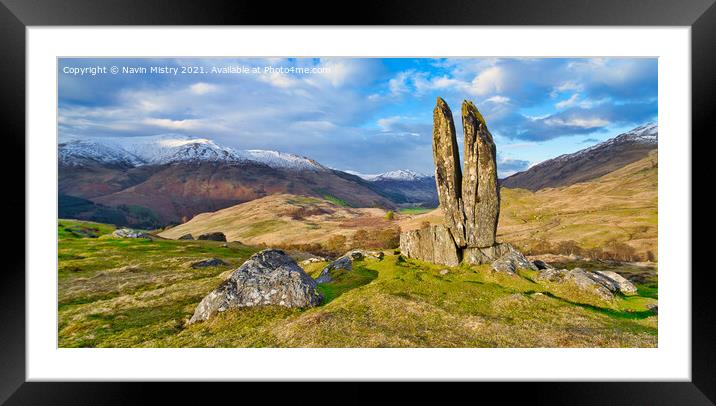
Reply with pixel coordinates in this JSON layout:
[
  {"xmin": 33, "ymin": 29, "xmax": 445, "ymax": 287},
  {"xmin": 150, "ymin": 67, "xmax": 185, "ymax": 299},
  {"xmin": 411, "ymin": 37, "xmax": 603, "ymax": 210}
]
[{"xmin": 399, "ymin": 225, "xmax": 461, "ymax": 267}]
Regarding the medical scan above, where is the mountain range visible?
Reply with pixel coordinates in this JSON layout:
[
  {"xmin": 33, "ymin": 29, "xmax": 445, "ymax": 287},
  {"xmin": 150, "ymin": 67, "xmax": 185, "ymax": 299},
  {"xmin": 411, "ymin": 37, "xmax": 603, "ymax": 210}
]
[
  {"xmin": 58, "ymin": 135, "xmax": 435, "ymax": 227},
  {"xmin": 59, "ymin": 123, "xmax": 657, "ymax": 228}
]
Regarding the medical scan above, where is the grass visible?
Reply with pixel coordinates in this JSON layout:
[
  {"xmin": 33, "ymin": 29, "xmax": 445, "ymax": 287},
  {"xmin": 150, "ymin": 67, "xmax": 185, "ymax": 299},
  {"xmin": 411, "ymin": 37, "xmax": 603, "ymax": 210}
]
[
  {"xmin": 58, "ymin": 222, "xmax": 657, "ymax": 348},
  {"xmin": 59, "ymin": 219, "xmax": 117, "ymax": 239},
  {"xmin": 321, "ymin": 194, "xmax": 350, "ymax": 207},
  {"xmin": 398, "ymin": 207, "xmax": 435, "ymax": 215}
]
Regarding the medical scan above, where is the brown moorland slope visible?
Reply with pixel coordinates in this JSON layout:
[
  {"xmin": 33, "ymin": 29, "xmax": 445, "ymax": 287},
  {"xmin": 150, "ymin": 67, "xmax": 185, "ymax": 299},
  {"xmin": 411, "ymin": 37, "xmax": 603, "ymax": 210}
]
[{"xmin": 400, "ymin": 150, "xmax": 658, "ymax": 257}]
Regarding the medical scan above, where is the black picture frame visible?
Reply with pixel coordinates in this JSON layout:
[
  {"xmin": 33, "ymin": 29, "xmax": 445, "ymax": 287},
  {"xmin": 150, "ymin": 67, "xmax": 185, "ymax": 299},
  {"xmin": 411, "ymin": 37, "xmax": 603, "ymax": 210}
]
[{"xmin": 1, "ymin": 0, "xmax": 712, "ymax": 403}]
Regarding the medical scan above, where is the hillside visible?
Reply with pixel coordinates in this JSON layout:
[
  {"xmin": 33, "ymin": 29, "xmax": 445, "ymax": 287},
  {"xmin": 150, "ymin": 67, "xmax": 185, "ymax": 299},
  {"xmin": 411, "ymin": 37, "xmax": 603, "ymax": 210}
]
[
  {"xmin": 400, "ymin": 150, "xmax": 658, "ymax": 258},
  {"xmin": 500, "ymin": 124, "xmax": 657, "ymax": 191},
  {"xmin": 58, "ymin": 220, "xmax": 657, "ymax": 348},
  {"xmin": 159, "ymin": 194, "xmax": 395, "ymax": 246}
]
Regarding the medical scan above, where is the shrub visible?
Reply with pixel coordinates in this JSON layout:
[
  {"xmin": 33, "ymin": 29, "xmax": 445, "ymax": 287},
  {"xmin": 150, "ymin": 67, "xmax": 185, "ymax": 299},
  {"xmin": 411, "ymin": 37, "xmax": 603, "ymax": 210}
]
[{"xmin": 384, "ymin": 211, "xmax": 395, "ymax": 220}]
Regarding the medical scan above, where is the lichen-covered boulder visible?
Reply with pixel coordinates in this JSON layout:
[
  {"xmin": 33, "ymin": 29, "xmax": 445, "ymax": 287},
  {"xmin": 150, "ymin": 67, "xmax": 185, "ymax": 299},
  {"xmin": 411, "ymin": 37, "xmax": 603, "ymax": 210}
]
[
  {"xmin": 537, "ymin": 268, "xmax": 616, "ymax": 301},
  {"xmin": 399, "ymin": 224, "xmax": 461, "ymax": 267},
  {"xmin": 594, "ymin": 270, "xmax": 638, "ymax": 296},
  {"xmin": 188, "ymin": 249, "xmax": 322, "ymax": 324},
  {"xmin": 197, "ymin": 232, "xmax": 227, "ymax": 242}
]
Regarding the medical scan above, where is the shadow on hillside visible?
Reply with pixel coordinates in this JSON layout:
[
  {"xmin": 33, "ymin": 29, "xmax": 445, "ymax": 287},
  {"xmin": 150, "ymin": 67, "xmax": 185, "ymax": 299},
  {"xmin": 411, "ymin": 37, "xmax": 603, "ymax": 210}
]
[{"xmin": 316, "ymin": 263, "xmax": 378, "ymax": 305}]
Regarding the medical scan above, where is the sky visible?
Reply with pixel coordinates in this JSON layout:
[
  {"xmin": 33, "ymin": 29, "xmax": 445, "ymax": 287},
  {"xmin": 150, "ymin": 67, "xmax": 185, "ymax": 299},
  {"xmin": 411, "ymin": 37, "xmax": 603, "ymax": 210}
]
[{"xmin": 58, "ymin": 57, "xmax": 657, "ymax": 177}]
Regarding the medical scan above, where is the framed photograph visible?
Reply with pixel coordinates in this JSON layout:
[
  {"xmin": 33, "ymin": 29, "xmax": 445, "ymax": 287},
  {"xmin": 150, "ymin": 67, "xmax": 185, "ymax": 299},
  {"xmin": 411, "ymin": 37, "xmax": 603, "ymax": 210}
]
[{"xmin": 3, "ymin": 0, "xmax": 712, "ymax": 403}]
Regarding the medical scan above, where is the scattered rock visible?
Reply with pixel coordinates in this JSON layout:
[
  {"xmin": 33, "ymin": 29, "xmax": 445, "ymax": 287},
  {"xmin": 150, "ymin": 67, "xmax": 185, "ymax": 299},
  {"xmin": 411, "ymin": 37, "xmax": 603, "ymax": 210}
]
[
  {"xmin": 439, "ymin": 269, "xmax": 449, "ymax": 275},
  {"xmin": 301, "ymin": 257, "xmax": 326, "ymax": 266},
  {"xmin": 367, "ymin": 251, "xmax": 385, "ymax": 260},
  {"xmin": 532, "ymin": 260, "xmax": 553, "ymax": 270},
  {"xmin": 537, "ymin": 268, "xmax": 614, "ymax": 301},
  {"xmin": 491, "ymin": 250, "xmax": 537, "ymax": 273},
  {"xmin": 399, "ymin": 224, "xmax": 461, "ymax": 267},
  {"xmin": 188, "ymin": 249, "xmax": 322, "ymax": 324},
  {"xmin": 594, "ymin": 270, "xmax": 638, "ymax": 296},
  {"xmin": 197, "ymin": 232, "xmax": 227, "ymax": 242},
  {"xmin": 315, "ymin": 256, "xmax": 353, "ymax": 284},
  {"xmin": 112, "ymin": 228, "xmax": 151, "ymax": 239},
  {"xmin": 178, "ymin": 233, "xmax": 194, "ymax": 240},
  {"xmin": 648, "ymin": 304, "xmax": 658, "ymax": 314},
  {"xmin": 345, "ymin": 250, "xmax": 365, "ymax": 261},
  {"xmin": 190, "ymin": 258, "xmax": 228, "ymax": 269}
]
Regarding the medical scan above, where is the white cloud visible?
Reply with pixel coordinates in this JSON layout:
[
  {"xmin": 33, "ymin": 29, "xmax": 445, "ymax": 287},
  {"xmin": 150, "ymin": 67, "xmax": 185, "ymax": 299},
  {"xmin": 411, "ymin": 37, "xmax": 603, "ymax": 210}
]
[
  {"xmin": 555, "ymin": 93, "xmax": 579, "ymax": 109},
  {"xmin": 486, "ymin": 95, "xmax": 510, "ymax": 104},
  {"xmin": 142, "ymin": 118, "xmax": 202, "ymax": 130},
  {"xmin": 470, "ymin": 66, "xmax": 504, "ymax": 96},
  {"xmin": 389, "ymin": 71, "xmax": 410, "ymax": 95},
  {"xmin": 189, "ymin": 82, "xmax": 218, "ymax": 95},
  {"xmin": 544, "ymin": 117, "xmax": 609, "ymax": 129}
]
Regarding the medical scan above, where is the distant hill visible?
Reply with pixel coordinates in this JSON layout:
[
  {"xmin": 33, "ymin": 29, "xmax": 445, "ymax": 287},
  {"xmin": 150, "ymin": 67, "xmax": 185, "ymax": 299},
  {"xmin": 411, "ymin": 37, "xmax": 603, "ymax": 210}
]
[
  {"xmin": 400, "ymin": 150, "xmax": 658, "ymax": 258},
  {"xmin": 158, "ymin": 194, "xmax": 394, "ymax": 246},
  {"xmin": 500, "ymin": 124, "xmax": 657, "ymax": 191}
]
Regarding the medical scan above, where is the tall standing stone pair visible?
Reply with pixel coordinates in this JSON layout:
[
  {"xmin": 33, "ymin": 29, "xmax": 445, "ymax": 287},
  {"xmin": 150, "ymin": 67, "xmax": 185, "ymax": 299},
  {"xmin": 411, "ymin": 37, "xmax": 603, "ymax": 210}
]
[{"xmin": 400, "ymin": 97, "xmax": 512, "ymax": 266}]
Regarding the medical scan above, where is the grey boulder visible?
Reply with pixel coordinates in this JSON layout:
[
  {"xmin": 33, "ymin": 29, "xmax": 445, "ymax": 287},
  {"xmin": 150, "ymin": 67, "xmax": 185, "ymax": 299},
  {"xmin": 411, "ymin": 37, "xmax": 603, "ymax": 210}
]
[
  {"xmin": 491, "ymin": 250, "xmax": 538, "ymax": 274},
  {"xmin": 178, "ymin": 233, "xmax": 194, "ymax": 240},
  {"xmin": 188, "ymin": 249, "xmax": 322, "ymax": 324}
]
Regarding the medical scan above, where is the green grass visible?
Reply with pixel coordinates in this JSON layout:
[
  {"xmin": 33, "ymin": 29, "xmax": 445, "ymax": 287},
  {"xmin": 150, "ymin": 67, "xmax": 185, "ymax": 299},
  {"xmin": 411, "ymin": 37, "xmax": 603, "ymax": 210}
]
[
  {"xmin": 321, "ymin": 194, "xmax": 350, "ymax": 207},
  {"xmin": 58, "ymin": 221, "xmax": 657, "ymax": 348},
  {"xmin": 398, "ymin": 207, "xmax": 435, "ymax": 215},
  {"xmin": 59, "ymin": 219, "xmax": 117, "ymax": 239}
]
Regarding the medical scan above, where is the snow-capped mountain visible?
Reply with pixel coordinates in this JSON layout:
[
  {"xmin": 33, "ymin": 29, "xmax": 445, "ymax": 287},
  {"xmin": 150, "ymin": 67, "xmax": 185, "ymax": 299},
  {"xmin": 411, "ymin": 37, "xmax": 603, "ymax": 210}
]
[
  {"xmin": 501, "ymin": 123, "xmax": 658, "ymax": 191},
  {"xmin": 346, "ymin": 169, "xmax": 431, "ymax": 182},
  {"xmin": 59, "ymin": 134, "xmax": 327, "ymax": 172}
]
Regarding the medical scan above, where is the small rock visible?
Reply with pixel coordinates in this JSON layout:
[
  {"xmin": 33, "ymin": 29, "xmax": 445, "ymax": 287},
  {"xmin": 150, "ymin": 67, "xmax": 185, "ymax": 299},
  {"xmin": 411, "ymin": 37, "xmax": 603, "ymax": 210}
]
[
  {"xmin": 112, "ymin": 228, "xmax": 151, "ymax": 239},
  {"xmin": 301, "ymin": 257, "xmax": 326, "ymax": 266},
  {"xmin": 190, "ymin": 258, "xmax": 228, "ymax": 269},
  {"xmin": 345, "ymin": 250, "xmax": 365, "ymax": 261},
  {"xmin": 178, "ymin": 233, "xmax": 194, "ymax": 240},
  {"xmin": 491, "ymin": 250, "xmax": 538, "ymax": 273},
  {"xmin": 647, "ymin": 304, "xmax": 658, "ymax": 314},
  {"xmin": 197, "ymin": 232, "xmax": 227, "ymax": 242},
  {"xmin": 439, "ymin": 269, "xmax": 449, "ymax": 275},
  {"xmin": 532, "ymin": 260, "xmax": 553, "ymax": 270},
  {"xmin": 315, "ymin": 256, "xmax": 353, "ymax": 283}
]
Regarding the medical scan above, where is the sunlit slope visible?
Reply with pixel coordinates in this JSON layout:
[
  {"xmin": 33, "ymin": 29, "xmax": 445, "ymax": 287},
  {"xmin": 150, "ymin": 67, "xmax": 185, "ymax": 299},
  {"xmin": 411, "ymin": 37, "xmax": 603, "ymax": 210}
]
[
  {"xmin": 159, "ymin": 194, "xmax": 393, "ymax": 245},
  {"xmin": 400, "ymin": 151, "xmax": 658, "ymax": 256}
]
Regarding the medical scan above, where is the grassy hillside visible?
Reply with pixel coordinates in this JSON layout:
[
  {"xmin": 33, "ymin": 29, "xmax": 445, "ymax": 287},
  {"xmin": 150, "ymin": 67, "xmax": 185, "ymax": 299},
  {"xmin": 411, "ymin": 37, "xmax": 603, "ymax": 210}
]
[
  {"xmin": 400, "ymin": 151, "xmax": 657, "ymax": 259},
  {"xmin": 159, "ymin": 194, "xmax": 396, "ymax": 246},
  {"xmin": 58, "ymin": 222, "xmax": 657, "ymax": 348}
]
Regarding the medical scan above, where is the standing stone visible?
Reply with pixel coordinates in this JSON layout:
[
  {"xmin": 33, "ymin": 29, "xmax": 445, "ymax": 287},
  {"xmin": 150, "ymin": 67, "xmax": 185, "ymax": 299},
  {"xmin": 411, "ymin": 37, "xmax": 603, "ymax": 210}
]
[
  {"xmin": 432, "ymin": 97, "xmax": 467, "ymax": 247},
  {"xmin": 462, "ymin": 100, "xmax": 499, "ymax": 247}
]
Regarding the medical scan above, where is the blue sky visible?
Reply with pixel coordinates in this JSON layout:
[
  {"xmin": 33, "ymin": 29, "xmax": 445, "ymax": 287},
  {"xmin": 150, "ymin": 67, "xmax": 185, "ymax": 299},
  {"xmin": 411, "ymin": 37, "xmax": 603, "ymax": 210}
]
[{"xmin": 58, "ymin": 57, "xmax": 657, "ymax": 177}]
